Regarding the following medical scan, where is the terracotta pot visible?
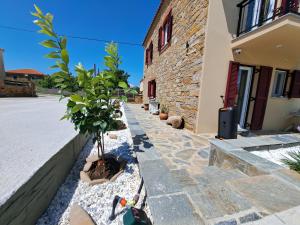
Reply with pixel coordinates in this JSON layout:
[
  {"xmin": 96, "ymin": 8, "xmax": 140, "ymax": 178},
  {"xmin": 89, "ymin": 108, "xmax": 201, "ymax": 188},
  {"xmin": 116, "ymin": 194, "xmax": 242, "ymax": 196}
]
[
  {"xmin": 144, "ymin": 104, "xmax": 149, "ymax": 111},
  {"xmin": 159, "ymin": 113, "xmax": 168, "ymax": 120}
]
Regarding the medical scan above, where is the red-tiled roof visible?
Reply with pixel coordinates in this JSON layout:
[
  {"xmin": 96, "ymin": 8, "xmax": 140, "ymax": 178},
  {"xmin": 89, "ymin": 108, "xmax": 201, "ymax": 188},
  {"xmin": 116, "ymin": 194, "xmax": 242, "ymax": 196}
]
[
  {"xmin": 6, "ymin": 69, "xmax": 46, "ymax": 76},
  {"xmin": 143, "ymin": 0, "xmax": 166, "ymax": 46}
]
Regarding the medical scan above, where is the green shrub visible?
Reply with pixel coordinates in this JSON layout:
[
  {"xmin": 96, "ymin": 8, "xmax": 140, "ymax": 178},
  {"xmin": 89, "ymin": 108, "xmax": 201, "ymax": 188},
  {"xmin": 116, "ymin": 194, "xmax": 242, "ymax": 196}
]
[
  {"xmin": 281, "ymin": 151, "xmax": 300, "ymax": 173},
  {"xmin": 160, "ymin": 104, "xmax": 168, "ymax": 114}
]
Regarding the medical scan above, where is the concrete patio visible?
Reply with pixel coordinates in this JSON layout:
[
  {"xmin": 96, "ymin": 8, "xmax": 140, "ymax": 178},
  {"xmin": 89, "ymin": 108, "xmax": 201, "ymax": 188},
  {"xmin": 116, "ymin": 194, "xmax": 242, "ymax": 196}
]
[{"xmin": 125, "ymin": 104, "xmax": 300, "ymax": 225}]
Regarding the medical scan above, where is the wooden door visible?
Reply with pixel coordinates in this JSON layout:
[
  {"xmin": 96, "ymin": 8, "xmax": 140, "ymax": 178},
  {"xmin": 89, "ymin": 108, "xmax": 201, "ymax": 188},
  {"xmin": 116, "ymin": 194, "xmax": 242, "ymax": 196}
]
[
  {"xmin": 250, "ymin": 66, "xmax": 273, "ymax": 130},
  {"xmin": 224, "ymin": 61, "xmax": 240, "ymax": 108}
]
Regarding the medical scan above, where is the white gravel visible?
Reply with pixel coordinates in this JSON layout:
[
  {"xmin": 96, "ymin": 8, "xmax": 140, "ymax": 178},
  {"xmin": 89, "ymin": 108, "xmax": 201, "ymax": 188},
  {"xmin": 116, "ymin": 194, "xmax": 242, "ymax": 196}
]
[
  {"xmin": 252, "ymin": 145, "xmax": 300, "ymax": 166},
  {"xmin": 37, "ymin": 106, "xmax": 150, "ymax": 225}
]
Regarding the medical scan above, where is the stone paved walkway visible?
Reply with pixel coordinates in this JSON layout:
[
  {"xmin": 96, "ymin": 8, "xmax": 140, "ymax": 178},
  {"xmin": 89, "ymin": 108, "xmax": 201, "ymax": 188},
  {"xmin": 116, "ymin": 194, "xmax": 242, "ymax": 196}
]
[
  {"xmin": 126, "ymin": 104, "xmax": 215, "ymax": 176},
  {"xmin": 125, "ymin": 104, "xmax": 300, "ymax": 225}
]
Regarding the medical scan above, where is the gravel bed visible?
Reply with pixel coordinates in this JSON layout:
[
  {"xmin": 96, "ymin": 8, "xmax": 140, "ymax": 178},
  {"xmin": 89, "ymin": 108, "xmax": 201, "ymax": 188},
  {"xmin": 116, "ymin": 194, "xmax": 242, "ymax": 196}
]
[
  {"xmin": 252, "ymin": 145, "xmax": 300, "ymax": 166},
  {"xmin": 37, "ymin": 106, "xmax": 150, "ymax": 225}
]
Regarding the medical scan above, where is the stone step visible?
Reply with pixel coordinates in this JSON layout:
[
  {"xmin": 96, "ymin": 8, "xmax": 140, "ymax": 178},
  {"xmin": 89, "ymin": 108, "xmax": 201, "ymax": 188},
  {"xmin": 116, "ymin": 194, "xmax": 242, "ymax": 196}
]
[
  {"xmin": 192, "ymin": 166, "xmax": 248, "ymax": 189},
  {"xmin": 187, "ymin": 183, "xmax": 254, "ymax": 221},
  {"xmin": 228, "ymin": 175, "xmax": 300, "ymax": 214},
  {"xmin": 178, "ymin": 166, "xmax": 256, "ymax": 222}
]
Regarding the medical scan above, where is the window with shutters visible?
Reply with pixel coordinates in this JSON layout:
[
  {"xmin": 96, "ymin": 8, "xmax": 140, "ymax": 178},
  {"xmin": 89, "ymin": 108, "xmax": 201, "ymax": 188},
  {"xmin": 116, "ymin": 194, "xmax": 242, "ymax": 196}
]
[
  {"xmin": 289, "ymin": 70, "xmax": 300, "ymax": 98},
  {"xmin": 147, "ymin": 80, "xmax": 156, "ymax": 98},
  {"xmin": 272, "ymin": 70, "xmax": 288, "ymax": 97},
  {"xmin": 158, "ymin": 10, "xmax": 173, "ymax": 52},
  {"xmin": 145, "ymin": 42, "xmax": 153, "ymax": 66}
]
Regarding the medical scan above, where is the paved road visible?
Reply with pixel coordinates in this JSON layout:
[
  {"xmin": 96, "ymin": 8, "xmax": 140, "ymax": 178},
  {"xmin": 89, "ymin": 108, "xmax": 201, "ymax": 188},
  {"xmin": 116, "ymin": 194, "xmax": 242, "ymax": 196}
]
[{"xmin": 0, "ymin": 95, "xmax": 77, "ymax": 205}]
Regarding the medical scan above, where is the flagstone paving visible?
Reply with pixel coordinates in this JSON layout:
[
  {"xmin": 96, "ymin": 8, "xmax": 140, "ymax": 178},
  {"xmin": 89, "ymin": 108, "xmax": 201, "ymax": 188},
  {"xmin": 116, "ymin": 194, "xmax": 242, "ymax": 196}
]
[
  {"xmin": 125, "ymin": 104, "xmax": 300, "ymax": 225},
  {"xmin": 126, "ymin": 104, "xmax": 215, "ymax": 175}
]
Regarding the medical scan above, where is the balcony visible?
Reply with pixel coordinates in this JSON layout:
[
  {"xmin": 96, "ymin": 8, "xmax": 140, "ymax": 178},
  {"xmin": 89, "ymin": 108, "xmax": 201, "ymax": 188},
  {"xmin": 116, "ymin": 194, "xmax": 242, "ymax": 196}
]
[
  {"xmin": 236, "ymin": 0, "xmax": 300, "ymax": 37},
  {"xmin": 232, "ymin": 0, "xmax": 300, "ymax": 67}
]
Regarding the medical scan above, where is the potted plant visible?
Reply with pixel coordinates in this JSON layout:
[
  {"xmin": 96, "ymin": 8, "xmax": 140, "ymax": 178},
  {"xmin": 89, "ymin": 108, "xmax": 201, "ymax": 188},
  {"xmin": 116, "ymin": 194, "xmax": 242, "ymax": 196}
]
[
  {"xmin": 159, "ymin": 104, "xmax": 169, "ymax": 120},
  {"xmin": 33, "ymin": 5, "xmax": 136, "ymax": 184}
]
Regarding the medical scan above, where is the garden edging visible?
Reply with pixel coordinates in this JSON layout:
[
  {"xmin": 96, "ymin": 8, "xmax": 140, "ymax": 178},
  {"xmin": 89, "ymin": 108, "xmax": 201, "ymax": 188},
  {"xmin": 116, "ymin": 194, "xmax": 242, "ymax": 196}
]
[{"xmin": 0, "ymin": 133, "xmax": 90, "ymax": 225}]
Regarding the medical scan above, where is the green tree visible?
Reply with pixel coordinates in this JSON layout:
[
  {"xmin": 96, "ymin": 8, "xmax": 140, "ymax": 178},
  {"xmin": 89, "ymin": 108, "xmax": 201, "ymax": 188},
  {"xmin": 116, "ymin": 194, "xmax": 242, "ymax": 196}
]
[
  {"xmin": 38, "ymin": 75, "xmax": 55, "ymax": 89},
  {"xmin": 32, "ymin": 5, "xmax": 136, "ymax": 160}
]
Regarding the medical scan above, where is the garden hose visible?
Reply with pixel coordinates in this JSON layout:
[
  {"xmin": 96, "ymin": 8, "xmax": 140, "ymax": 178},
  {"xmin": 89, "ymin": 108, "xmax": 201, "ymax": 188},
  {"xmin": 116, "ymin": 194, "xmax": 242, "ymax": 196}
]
[{"xmin": 109, "ymin": 178, "xmax": 144, "ymax": 221}]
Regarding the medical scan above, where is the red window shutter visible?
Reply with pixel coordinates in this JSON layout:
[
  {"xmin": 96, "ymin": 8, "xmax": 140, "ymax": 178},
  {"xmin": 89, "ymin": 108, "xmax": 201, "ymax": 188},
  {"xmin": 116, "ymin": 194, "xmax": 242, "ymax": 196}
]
[
  {"xmin": 158, "ymin": 27, "xmax": 162, "ymax": 51},
  {"xmin": 224, "ymin": 61, "xmax": 240, "ymax": 107},
  {"xmin": 281, "ymin": 0, "xmax": 288, "ymax": 12},
  {"xmin": 145, "ymin": 49, "xmax": 148, "ymax": 65},
  {"xmin": 153, "ymin": 80, "xmax": 156, "ymax": 98},
  {"xmin": 289, "ymin": 70, "xmax": 300, "ymax": 98},
  {"xmin": 147, "ymin": 81, "xmax": 151, "ymax": 97},
  {"xmin": 167, "ymin": 14, "xmax": 173, "ymax": 43},
  {"xmin": 250, "ymin": 66, "xmax": 272, "ymax": 130},
  {"xmin": 150, "ymin": 42, "xmax": 153, "ymax": 63},
  {"xmin": 282, "ymin": 0, "xmax": 299, "ymax": 12}
]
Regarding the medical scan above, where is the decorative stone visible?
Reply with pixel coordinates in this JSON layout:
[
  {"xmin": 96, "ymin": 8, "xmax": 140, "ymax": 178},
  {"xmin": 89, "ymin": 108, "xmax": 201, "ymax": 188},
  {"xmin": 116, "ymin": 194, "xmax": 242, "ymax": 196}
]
[
  {"xmin": 110, "ymin": 169, "xmax": 124, "ymax": 182},
  {"xmin": 81, "ymin": 155, "xmax": 126, "ymax": 185},
  {"xmin": 69, "ymin": 204, "xmax": 95, "ymax": 225},
  {"xmin": 89, "ymin": 179, "xmax": 108, "ymax": 186},
  {"xmin": 80, "ymin": 171, "xmax": 91, "ymax": 183},
  {"xmin": 215, "ymin": 219, "xmax": 237, "ymax": 225},
  {"xmin": 239, "ymin": 212, "xmax": 261, "ymax": 223},
  {"xmin": 166, "ymin": 116, "xmax": 183, "ymax": 129},
  {"xmin": 83, "ymin": 162, "xmax": 92, "ymax": 172},
  {"xmin": 109, "ymin": 133, "xmax": 118, "ymax": 139},
  {"xmin": 86, "ymin": 155, "xmax": 99, "ymax": 163}
]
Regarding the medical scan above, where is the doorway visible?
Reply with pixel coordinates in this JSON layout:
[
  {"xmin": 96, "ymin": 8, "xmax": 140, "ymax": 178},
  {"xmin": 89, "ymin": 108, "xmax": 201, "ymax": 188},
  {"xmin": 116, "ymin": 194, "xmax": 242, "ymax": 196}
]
[
  {"xmin": 245, "ymin": 0, "xmax": 277, "ymax": 31},
  {"xmin": 237, "ymin": 66, "xmax": 253, "ymax": 129}
]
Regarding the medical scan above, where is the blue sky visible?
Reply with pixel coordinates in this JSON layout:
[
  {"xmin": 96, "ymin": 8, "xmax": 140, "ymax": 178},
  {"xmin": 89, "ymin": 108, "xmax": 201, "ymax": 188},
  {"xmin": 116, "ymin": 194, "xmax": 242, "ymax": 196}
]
[{"xmin": 0, "ymin": 0, "xmax": 160, "ymax": 86}]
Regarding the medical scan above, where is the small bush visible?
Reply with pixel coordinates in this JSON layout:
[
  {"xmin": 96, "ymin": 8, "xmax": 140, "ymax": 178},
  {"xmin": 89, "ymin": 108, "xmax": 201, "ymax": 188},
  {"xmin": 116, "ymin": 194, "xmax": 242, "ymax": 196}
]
[
  {"xmin": 160, "ymin": 104, "xmax": 168, "ymax": 114},
  {"xmin": 281, "ymin": 151, "xmax": 300, "ymax": 173}
]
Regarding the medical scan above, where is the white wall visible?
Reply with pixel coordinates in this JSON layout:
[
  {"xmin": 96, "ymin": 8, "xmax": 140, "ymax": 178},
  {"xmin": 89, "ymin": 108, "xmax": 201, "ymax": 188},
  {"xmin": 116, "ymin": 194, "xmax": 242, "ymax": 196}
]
[{"xmin": 196, "ymin": 0, "xmax": 240, "ymax": 133}]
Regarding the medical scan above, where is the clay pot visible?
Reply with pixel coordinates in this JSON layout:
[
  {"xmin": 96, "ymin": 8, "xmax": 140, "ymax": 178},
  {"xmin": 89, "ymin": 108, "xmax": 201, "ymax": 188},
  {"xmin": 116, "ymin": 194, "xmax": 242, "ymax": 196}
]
[
  {"xmin": 144, "ymin": 104, "xmax": 149, "ymax": 111},
  {"xmin": 159, "ymin": 112, "xmax": 168, "ymax": 120}
]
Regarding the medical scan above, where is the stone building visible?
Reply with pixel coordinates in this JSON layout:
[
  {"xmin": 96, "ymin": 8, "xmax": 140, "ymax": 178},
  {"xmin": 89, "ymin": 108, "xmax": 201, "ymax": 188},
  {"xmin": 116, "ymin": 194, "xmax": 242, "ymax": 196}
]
[
  {"xmin": 143, "ymin": 0, "xmax": 300, "ymax": 133},
  {"xmin": 0, "ymin": 49, "xmax": 36, "ymax": 97},
  {"xmin": 6, "ymin": 69, "xmax": 46, "ymax": 81}
]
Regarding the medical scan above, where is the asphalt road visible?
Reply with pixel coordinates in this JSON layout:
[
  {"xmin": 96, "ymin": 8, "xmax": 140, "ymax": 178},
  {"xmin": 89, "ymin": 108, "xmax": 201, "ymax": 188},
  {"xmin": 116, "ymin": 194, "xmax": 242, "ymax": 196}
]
[{"xmin": 0, "ymin": 95, "xmax": 77, "ymax": 205}]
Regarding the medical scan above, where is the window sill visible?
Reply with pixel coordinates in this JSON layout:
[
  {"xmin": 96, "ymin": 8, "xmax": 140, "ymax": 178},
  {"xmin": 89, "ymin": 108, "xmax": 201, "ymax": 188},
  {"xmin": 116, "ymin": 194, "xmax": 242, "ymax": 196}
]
[
  {"xmin": 146, "ymin": 62, "xmax": 153, "ymax": 67},
  {"xmin": 270, "ymin": 96, "xmax": 289, "ymax": 100}
]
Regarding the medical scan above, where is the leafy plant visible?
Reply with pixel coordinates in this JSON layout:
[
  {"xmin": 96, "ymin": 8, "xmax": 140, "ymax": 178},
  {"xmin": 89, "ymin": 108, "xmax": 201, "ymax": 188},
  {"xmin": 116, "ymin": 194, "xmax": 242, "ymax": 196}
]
[
  {"xmin": 32, "ymin": 5, "xmax": 136, "ymax": 161},
  {"xmin": 160, "ymin": 104, "xmax": 168, "ymax": 114},
  {"xmin": 281, "ymin": 151, "xmax": 300, "ymax": 173},
  {"xmin": 38, "ymin": 75, "xmax": 55, "ymax": 89}
]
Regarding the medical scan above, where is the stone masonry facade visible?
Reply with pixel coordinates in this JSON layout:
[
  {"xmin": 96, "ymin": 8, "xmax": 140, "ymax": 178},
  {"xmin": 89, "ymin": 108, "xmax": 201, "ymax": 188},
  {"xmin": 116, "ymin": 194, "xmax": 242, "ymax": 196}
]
[{"xmin": 143, "ymin": 0, "xmax": 208, "ymax": 131}]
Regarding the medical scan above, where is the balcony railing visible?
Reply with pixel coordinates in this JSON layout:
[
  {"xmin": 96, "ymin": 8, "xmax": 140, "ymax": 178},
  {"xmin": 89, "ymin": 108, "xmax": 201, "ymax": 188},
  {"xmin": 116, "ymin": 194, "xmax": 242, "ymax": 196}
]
[{"xmin": 237, "ymin": 0, "xmax": 300, "ymax": 37}]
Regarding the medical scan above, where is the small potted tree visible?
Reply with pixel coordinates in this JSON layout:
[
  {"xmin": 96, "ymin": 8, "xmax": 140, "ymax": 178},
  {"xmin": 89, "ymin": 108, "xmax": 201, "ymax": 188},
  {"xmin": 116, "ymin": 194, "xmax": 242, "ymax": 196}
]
[
  {"xmin": 159, "ymin": 104, "xmax": 169, "ymax": 120},
  {"xmin": 32, "ymin": 5, "xmax": 136, "ymax": 184}
]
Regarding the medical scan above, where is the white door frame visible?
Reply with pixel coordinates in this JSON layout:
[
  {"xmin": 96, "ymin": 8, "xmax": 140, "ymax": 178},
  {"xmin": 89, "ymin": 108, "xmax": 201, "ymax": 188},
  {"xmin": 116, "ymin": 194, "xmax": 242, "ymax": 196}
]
[
  {"xmin": 238, "ymin": 66, "xmax": 253, "ymax": 128},
  {"xmin": 252, "ymin": 0, "xmax": 276, "ymax": 28}
]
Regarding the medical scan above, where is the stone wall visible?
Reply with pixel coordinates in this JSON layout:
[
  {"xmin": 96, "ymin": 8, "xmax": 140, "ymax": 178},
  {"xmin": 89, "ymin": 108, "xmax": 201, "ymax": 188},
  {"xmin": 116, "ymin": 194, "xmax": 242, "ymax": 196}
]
[
  {"xmin": 0, "ymin": 134, "xmax": 90, "ymax": 225},
  {"xmin": 143, "ymin": 0, "xmax": 208, "ymax": 131},
  {"xmin": 0, "ymin": 80, "xmax": 36, "ymax": 97}
]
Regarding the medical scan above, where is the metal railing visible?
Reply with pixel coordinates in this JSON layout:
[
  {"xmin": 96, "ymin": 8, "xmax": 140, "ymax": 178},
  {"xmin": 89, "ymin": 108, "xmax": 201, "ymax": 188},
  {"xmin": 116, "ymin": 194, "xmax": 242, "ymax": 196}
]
[{"xmin": 237, "ymin": 0, "xmax": 300, "ymax": 37}]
